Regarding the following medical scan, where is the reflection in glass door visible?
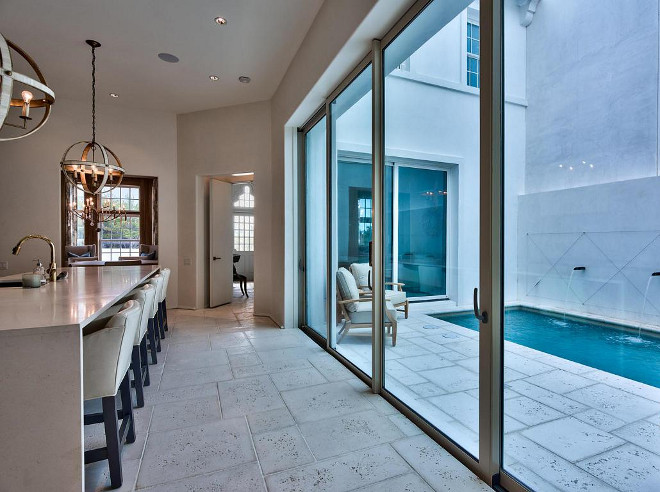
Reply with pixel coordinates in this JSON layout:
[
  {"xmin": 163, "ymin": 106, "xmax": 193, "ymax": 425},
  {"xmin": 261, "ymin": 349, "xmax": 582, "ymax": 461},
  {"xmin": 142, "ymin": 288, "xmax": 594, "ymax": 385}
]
[
  {"xmin": 382, "ymin": 0, "xmax": 481, "ymax": 458},
  {"xmin": 393, "ymin": 165, "xmax": 448, "ymax": 299},
  {"xmin": 330, "ymin": 66, "xmax": 373, "ymax": 376},
  {"xmin": 303, "ymin": 117, "xmax": 327, "ymax": 338}
]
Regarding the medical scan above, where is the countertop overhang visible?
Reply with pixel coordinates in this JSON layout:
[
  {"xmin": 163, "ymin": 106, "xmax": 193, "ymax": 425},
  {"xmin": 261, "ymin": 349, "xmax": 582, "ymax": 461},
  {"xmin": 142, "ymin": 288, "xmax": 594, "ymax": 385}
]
[{"xmin": 0, "ymin": 265, "xmax": 159, "ymax": 333}]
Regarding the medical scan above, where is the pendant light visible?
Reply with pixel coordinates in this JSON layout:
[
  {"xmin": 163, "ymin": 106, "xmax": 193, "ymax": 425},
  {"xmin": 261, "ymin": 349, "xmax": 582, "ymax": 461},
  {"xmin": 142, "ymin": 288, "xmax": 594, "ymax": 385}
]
[
  {"xmin": 60, "ymin": 40, "xmax": 124, "ymax": 195},
  {"xmin": 0, "ymin": 32, "xmax": 56, "ymax": 140}
]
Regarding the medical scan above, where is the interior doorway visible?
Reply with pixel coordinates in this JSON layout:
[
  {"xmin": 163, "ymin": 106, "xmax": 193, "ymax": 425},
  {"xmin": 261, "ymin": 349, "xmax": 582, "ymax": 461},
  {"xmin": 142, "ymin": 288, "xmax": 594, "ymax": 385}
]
[{"xmin": 206, "ymin": 173, "xmax": 255, "ymax": 310}]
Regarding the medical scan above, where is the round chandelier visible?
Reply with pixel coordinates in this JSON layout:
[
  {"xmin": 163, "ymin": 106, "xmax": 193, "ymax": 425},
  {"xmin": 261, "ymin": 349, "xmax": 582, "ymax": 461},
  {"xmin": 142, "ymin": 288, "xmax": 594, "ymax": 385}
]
[
  {"xmin": 61, "ymin": 40, "xmax": 124, "ymax": 195},
  {"xmin": 0, "ymin": 32, "xmax": 56, "ymax": 141}
]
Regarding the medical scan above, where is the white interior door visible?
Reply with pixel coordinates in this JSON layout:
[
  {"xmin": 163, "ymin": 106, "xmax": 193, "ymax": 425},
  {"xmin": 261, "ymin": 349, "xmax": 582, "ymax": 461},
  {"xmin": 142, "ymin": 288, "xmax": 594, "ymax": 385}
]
[{"xmin": 209, "ymin": 179, "xmax": 233, "ymax": 307}]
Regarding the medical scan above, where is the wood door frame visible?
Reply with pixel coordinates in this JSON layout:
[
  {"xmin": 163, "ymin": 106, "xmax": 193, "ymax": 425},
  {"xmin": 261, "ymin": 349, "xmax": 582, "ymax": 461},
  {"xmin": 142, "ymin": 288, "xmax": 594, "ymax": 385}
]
[{"xmin": 61, "ymin": 175, "xmax": 158, "ymax": 263}]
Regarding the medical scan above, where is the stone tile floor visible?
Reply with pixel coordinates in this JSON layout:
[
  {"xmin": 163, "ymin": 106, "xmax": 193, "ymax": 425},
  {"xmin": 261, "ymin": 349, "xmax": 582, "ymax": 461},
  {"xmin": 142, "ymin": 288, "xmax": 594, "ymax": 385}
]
[
  {"xmin": 336, "ymin": 302, "xmax": 660, "ymax": 492},
  {"xmin": 84, "ymin": 286, "xmax": 489, "ymax": 491}
]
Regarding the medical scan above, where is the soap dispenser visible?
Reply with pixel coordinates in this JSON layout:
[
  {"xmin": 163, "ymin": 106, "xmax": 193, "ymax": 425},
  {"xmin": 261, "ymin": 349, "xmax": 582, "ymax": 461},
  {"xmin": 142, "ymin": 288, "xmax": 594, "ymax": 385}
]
[{"xmin": 33, "ymin": 258, "xmax": 46, "ymax": 284}]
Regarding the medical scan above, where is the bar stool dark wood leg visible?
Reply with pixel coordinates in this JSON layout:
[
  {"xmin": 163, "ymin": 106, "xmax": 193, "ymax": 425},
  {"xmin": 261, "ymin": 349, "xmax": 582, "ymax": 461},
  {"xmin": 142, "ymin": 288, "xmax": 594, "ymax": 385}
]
[
  {"xmin": 102, "ymin": 394, "xmax": 122, "ymax": 488},
  {"xmin": 163, "ymin": 299, "xmax": 169, "ymax": 331},
  {"xmin": 119, "ymin": 375, "xmax": 136, "ymax": 444},
  {"xmin": 140, "ymin": 337, "xmax": 150, "ymax": 386},
  {"xmin": 130, "ymin": 346, "xmax": 145, "ymax": 408}
]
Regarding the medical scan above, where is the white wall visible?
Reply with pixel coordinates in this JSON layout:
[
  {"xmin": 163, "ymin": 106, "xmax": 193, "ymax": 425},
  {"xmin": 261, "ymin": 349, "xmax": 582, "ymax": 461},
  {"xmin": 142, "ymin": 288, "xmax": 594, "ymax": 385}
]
[
  {"xmin": 0, "ymin": 97, "xmax": 179, "ymax": 306},
  {"xmin": 518, "ymin": 177, "xmax": 660, "ymax": 325},
  {"xmin": 525, "ymin": 0, "xmax": 659, "ymax": 193},
  {"xmin": 176, "ymin": 101, "xmax": 271, "ymax": 312}
]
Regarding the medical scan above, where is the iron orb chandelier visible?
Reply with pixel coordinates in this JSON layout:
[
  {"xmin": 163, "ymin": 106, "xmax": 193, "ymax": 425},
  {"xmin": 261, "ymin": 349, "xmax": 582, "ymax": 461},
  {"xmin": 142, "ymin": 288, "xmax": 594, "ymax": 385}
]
[
  {"xmin": 60, "ymin": 40, "xmax": 125, "ymax": 195},
  {"xmin": 61, "ymin": 140, "xmax": 124, "ymax": 194},
  {"xmin": 0, "ymin": 32, "xmax": 56, "ymax": 141}
]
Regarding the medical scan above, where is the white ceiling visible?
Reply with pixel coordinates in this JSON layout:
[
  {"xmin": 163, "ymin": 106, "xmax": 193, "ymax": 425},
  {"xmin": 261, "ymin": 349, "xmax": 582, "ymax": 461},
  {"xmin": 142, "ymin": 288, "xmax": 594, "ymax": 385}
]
[{"xmin": 0, "ymin": 0, "xmax": 324, "ymax": 114}]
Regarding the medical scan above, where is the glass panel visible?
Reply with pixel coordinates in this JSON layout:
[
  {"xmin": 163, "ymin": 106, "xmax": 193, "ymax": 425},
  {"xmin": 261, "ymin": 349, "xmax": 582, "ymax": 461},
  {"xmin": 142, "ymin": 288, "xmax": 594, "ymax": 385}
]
[
  {"xmin": 502, "ymin": 1, "xmax": 660, "ymax": 490},
  {"xmin": 304, "ymin": 117, "xmax": 328, "ymax": 338},
  {"xmin": 331, "ymin": 65, "xmax": 373, "ymax": 376},
  {"xmin": 383, "ymin": 0, "xmax": 480, "ymax": 458},
  {"xmin": 396, "ymin": 166, "xmax": 448, "ymax": 298},
  {"xmin": 100, "ymin": 216, "xmax": 140, "ymax": 260},
  {"xmin": 233, "ymin": 213, "xmax": 255, "ymax": 252}
]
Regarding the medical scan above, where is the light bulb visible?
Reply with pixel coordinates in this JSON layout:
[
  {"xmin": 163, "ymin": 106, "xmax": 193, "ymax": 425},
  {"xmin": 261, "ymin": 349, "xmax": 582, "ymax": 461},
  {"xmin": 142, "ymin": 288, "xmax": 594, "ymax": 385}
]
[{"xmin": 20, "ymin": 91, "xmax": 34, "ymax": 119}]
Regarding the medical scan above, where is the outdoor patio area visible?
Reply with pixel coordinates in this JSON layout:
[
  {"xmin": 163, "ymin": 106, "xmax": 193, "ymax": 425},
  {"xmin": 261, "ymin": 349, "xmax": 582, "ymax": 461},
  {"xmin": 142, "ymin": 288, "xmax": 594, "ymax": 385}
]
[{"xmin": 336, "ymin": 303, "xmax": 660, "ymax": 491}]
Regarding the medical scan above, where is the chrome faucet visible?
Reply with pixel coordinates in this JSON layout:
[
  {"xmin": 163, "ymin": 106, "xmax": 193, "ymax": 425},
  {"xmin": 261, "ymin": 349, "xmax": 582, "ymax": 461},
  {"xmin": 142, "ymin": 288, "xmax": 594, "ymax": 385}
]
[{"xmin": 12, "ymin": 234, "xmax": 57, "ymax": 282}]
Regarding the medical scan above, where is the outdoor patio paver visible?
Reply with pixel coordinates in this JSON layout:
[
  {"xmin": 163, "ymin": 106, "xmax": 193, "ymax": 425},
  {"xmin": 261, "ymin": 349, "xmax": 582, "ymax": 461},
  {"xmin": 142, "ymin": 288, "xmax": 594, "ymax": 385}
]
[
  {"xmin": 336, "ymin": 303, "xmax": 660, "ymax": 492},
  {"xmin": 577, "ymin": 444, "xmax": 660, "ymax": 491},
  {"xmin": 521, "ymin": 417, "xmax": 625, "ymax": 462}
]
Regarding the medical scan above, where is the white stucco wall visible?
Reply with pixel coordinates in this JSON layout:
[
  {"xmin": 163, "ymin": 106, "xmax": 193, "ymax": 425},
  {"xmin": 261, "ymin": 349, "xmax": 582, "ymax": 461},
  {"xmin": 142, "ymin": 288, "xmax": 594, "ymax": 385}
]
[{"xmin": 516, "ymin": 0, "xmax": 660, "ymax": 325}]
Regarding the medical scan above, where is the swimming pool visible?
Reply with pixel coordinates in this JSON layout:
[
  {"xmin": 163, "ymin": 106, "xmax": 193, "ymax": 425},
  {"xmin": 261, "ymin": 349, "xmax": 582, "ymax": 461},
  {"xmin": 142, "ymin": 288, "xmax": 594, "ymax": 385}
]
[{"xmin": 432, "ymin": 308, "xmax": 660, "ymax": 388}]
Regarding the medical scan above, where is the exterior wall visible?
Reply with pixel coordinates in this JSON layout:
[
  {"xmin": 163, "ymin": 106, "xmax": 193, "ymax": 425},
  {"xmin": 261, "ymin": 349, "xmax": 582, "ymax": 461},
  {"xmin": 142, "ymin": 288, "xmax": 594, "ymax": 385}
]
[
  {"xmin": 525, "ymin": 0, "xmax": 659, "ymax": 193},
  {"xmin": 518, "ymin": 177, "xmax": 660, "ymax": 326},
  {"xmin": 0, "ymin": 97, "xmax": 179, "ymax": 306},
  {"xmin": 516, "ymin": 0, "xmax": 660, "ymax": 325}
]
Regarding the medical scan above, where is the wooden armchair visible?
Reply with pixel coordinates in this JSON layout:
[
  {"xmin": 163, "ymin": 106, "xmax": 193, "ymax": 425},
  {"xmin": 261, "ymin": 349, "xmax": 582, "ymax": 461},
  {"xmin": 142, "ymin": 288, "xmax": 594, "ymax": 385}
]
[
  {"xmin": 336, "ymin": 267, "xmax": 397, "ymax": 346},
  {"xmin": 349, "ymin": 263, "xmax": 409, "ymax": 319}
]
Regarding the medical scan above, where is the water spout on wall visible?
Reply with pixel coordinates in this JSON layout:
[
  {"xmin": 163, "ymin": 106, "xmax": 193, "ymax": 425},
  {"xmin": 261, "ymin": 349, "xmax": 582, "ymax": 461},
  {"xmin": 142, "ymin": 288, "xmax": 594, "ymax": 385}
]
[{"xmin": 564, "ymin": 266, "xmax": 586, "ymax": 320}]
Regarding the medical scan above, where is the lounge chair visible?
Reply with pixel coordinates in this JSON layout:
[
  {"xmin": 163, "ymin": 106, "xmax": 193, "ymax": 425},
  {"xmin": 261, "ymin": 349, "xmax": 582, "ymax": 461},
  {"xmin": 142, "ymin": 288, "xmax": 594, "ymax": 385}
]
[
  {"xmin": 336, "ymin": 267, "xmax": 397, "ymax": 346},
  {"xmin": 349, "ymin": 262, "xmax": 409, "ymax": 319}
]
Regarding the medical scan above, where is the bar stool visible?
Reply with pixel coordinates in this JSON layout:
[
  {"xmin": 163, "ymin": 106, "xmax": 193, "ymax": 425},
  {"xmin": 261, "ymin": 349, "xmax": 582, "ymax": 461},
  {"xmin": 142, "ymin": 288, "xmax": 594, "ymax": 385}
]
[
  {"xmin": 83, "ymin": 300, "xmax": 141, "ymax": 489},
  {"xmin": 127, "ymin": 284, "xmax": 156, "ymax": 408},
  {"xmin": 147, "ymin": 274, "xmax": 164, "ymax": 359},
  {"xmin": 159, "ymin": 268, "xmax": 171, "ymax": 334}
]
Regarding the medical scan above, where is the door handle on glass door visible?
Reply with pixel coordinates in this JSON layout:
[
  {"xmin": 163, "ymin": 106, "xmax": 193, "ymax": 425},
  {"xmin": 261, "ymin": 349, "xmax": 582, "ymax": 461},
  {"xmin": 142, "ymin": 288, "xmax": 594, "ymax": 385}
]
[
  {"xmin": 473, "ymin": 287, "xmax": 488, "ymax": 323},
  {"xmin": 213, "ymin": 256, "xmax": 221, "ymax": 261}
]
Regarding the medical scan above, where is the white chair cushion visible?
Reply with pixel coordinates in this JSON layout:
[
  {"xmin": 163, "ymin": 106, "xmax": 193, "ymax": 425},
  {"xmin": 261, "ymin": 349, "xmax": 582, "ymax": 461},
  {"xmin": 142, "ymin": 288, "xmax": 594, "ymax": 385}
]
[
  {"xmin": 83, "ymin": 300, "xmax": 142, "ymax": 400},
  {"xmin": 347, "ymin": 301, "xmax": 397, "ymax": 325},
  {"xmin": 349, "ymin": 263, "xmax": 371, "ymax": 289},
  {"xmin": 128, "ymin": 284, "xmax": 156, "ymax": 344},
  {"xmin": 147, "ymin": 275, "xmax": 163, "ymax": 316},
  {"xmin": 385, "ymin": 289, "xmax": 406, "ymax": 306},
  {"xmin": 159, "ymin": 268, "xmax": 170, "ymax": 302},
  {"xmin": 336, "ymin": 267, "xmax": 360, "ymax": 312}
]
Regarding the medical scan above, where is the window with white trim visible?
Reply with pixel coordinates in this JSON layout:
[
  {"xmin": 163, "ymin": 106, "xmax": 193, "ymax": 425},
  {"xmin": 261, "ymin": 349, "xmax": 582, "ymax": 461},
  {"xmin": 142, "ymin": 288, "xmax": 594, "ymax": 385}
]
[{"xmin": 467, "ymin": 21, "xmax": 480, "ymax": 88}]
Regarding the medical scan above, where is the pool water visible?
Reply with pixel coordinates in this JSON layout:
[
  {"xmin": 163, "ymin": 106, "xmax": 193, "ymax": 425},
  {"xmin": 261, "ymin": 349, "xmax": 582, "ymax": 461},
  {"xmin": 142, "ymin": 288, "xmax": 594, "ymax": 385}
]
[{"xmin": 433, "ymin": 308, "xmax": 660, "ymax": 388}]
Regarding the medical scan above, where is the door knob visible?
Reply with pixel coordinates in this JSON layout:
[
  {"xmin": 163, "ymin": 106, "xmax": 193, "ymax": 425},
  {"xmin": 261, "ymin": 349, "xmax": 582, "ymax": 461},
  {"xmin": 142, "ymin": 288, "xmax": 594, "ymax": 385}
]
[{"xmin": 213, "ymin": 256, "xmax": 221, "ymax": 261}]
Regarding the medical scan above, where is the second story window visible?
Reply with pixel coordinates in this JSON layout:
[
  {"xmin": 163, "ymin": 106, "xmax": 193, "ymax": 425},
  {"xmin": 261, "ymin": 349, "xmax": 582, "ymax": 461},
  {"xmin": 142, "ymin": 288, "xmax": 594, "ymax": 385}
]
[{"xmin": 467, "ymin": 21, "xmax": 480, "ymax": 88}]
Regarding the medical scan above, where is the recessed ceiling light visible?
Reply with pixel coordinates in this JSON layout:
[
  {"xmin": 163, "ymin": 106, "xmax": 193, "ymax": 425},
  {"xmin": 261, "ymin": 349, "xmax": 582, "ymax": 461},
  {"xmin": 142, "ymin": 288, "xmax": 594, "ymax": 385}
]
[
  {"xmin": 109, "ymin": 93, "xmax": 119, "ymax": 98},
  {"xmin": 158, "ymin": 52, "xmax": 179, "ymax": 63},
  {"xmin": 232, "ymin": 172, "xmax": 253, "ymax": 177},
  {"xmin": 238, "ymin": 76, "xmax": 251, "ymax": 84},
  {"xmin": 214, "ymin": 17, "xmax": 227, "ymax": 25},
  {"xmin": 209, "ymin": 75, "xmax": 219, "ymax": 81}
]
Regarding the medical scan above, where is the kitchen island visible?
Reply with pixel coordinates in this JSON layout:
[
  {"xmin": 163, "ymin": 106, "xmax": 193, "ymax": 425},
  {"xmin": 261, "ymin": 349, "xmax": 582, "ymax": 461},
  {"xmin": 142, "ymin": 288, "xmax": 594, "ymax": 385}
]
[{"xmin": 0, "ymin": 265, "xmax": 159, "ymax": 491}]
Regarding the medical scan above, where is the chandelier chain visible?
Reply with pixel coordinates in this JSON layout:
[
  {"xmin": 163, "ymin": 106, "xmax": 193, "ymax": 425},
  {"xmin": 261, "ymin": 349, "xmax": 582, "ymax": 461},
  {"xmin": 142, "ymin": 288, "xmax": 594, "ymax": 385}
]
[{"xmin": 91, "ymin": 44, "xmax": 96, "ymax": 144}]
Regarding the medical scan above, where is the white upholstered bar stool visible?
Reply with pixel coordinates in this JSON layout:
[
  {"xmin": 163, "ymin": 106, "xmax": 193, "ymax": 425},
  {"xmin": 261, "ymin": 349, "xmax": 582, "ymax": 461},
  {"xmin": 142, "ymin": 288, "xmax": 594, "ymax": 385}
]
[
  {"xmin": 127, "ymin": 284, "xmax": 156, "ymax": 407},
  {"xmin": 158, "ymin": 268, "xmax": 171, "ymax": 335},
  {"xmin": 147, "ymin": 274, "xmax": 164, "ymax": 360},
  {"xmin": 83, "ymin": 300, "xmax": 141, "ymax": 489}
]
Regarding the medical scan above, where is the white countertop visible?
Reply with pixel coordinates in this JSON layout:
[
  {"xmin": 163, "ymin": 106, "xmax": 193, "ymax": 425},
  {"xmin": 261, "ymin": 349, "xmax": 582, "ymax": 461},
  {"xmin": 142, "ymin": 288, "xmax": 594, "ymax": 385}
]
[{"xmin": 0, "ymin": 265, "xmax": 158, "ymax": 333}]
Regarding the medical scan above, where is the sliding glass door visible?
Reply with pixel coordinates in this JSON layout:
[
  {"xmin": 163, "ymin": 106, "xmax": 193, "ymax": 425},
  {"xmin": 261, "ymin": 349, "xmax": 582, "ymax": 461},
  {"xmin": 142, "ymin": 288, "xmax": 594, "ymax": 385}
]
[
  {"xmin": 391, "ymin": 164, "xmax": 448, "ymax": 299},
  {"xmin": 382, "ymin": 0, "xmax": 481, "ymax": 458},
  {"xmin": 330, "ymin": 65, "xmax": 373, "ymax": 376},
  {"xmin": 303, "ymin": 116, "xmax": 327, "ymax": 338},
  {"xmin": 298, "ymin": 0, "xmax": 660, "ymax": 489}
]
